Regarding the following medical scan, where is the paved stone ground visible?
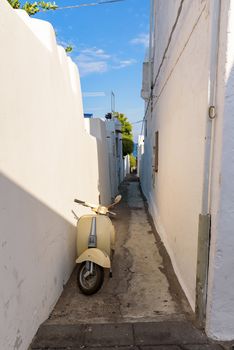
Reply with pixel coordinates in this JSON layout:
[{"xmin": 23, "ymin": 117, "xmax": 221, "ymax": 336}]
[
  {"xmin": 30, "ymin": 176, "xmax": 232, "ymax": 350},
  {"xmin": 31, "ymin": 321, "xmax": 227, "ymax": 349}
]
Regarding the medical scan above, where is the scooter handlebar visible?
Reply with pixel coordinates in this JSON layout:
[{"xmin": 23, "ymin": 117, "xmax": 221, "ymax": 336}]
[
  {"xmin": 74, "ymin": 199, "xmax": 85, "ymax": 204},
  {"xmin": 74, "ymin": 199, "xmax": 117, "ymax": 215},
  {"xmin": 74, "ymin": 199, "xmax": 96, "ymax": 209}
]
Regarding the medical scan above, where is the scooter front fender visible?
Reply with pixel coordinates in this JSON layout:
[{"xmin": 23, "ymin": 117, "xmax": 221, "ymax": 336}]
[{"xmin": 76, "ymin": 248, "xmax": 111, "ymax": 268}]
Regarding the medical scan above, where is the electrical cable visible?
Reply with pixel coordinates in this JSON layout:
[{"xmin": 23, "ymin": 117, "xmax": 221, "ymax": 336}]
[
  {"xmin": 140, "ymin": 97, "xmax": 151, "ymax": 135},
  {"xmin": 140, "ymin": 0, "xmax": 185, "ymax": 136},
  {"xmin": 132, "ymin": 119, "xmax": 144, "ymax": 125},
  {"xmin": 151, "ymin": 0, "xmax": 184, "ymax": 93},
  {"xmin": 54, "ymin": 0, "xmax": 125, "ymax": 11}
]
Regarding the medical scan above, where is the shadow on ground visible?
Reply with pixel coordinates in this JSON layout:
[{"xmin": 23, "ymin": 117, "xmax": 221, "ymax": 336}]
[{"xmin": 30, "ymin": 175, "xmax": 229, "ymax": 349}]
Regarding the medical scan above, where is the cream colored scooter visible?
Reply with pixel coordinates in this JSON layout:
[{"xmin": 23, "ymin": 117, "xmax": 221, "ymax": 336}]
[{"xmin": 73, "ymin": 195, "xmax": 121, "ymax": 295}]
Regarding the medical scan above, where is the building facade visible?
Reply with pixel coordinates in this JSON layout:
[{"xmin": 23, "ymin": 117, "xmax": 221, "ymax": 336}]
[
  {"xmin": 0, "ymin": 1, "xmax": 124, "ymax": 349},
  {"xmin": 140, "ymin": 0, "xmax": 234, "ymax": 340}
]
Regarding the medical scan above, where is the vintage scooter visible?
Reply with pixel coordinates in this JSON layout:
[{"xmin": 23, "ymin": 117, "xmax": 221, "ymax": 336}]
[{"xmin": 72, "ymin": 195, "xmax": 121, "ymax": 295}]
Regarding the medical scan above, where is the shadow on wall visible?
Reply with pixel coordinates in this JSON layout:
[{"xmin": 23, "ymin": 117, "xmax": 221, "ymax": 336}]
[{"xmin": 0, "ymin": 173, "xmax": 76, "ymax": 350}]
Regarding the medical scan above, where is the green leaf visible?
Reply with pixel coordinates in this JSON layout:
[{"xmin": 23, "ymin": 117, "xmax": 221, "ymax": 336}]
[
  {"xmin": 65, "ymin": 45, "xmax": 73, "ymax": 53},
  {"xmin": 7, "ymin": 0, "xmax": 20, "ymax": 9},
  {"xmin": 22, "ymin": 2, "xmax": 40, "ymax": 15}
]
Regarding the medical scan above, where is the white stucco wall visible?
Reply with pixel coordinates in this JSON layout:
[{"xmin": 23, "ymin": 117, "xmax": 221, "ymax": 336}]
[
  {"xmin": 88, "ymin": 118, "xmax": 112, "ymax": 205},
  {"xmin": 137, "ymin": 135, "xmax": 144, "ymax": 177},
  {"xmin": 124, "ymin": 155, "xmax": 130, "ymax": 178},
  {"xmin": 0, "ymin": 1, "xmax": 101, "ymax": 349},
  {"xmin": 140, "ymin": 0, "xmax": 212, "ymax": 309},
  {"xmin": 206, "ymin": 0, "xmax": 234, "ymax": 340},
  {"xmin": 105, "ymin": 119, "xmax": 120, "ymax": 198}
]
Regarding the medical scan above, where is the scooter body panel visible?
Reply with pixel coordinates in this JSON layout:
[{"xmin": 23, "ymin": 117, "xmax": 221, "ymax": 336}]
[
  {"xmin": 76, "ymin": 214, "xmax": 115, "ymax": 258},
  {"xmin": 76, "ymin": 248, "xmax": 111, "ymax": 268}
]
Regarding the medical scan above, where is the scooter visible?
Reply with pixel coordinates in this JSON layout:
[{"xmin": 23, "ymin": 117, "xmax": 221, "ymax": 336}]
[{"xmin": 72, "ymin": 195, "xmax": 121, "ymax": 295}]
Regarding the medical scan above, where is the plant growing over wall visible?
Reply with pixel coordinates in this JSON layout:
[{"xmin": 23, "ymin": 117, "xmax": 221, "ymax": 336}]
[
  {"xmin": 7, "ymin": 0, "xmax": 73, "ymax": 53},
  {"xmin": 130, "ymin": 154, "xmax": 136, "ymax": 169},
  {"xmin": 8, "ymin": 0, "xmax": 20, "ymax": 8},
  {"xmin": 65, "ymin": 45, "xmax": 73, "ymax": 53},
  {"xmin": 8, "ymin": 0, "xmax": 58, "ymax": 14},
  {"xmin": 122, "ymin": 136, "xmax": 134, "ymax": 156},
  {"xmin": 114, "ymin": 112, "xmax": 134, "ymax": 157}
]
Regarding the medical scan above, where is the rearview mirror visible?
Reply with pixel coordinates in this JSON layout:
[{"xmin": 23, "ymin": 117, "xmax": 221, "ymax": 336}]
[{"xmin": 114, "ymin": 195, "xmax": 122, "ymax": 204}]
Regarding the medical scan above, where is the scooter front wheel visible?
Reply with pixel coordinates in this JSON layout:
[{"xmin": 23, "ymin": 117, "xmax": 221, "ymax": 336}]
[{"xmin": 77, "ymin": 262, "xmax": 104, "ymax": 295}]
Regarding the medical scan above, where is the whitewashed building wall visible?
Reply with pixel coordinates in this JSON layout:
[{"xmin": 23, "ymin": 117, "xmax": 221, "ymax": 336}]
[
  {"xmin": 88, "ymin": 118, "xmax": 112, "ymax": 206},
  {"xmin": 105, "ymin": 118, "xmax": 124, "ymax": 199},
  {"xmin": 137, "ymin": 135, "xmax": 144, "ymax": 177},
  {"xmin": 141, "ymin": 0, "xmax": 211, "ymax": 310},
  {"xmin": 0, "ymin": 1, "xmax": 103, "ymax": 349},
  {"xmin": 124, "ymin": 155, "xmax": 130, "ymax": 178},
  {"xmin": 206, "ymin": 0, "xmax": 234, "ymax": 340},
  {"xmin": 140, "ymin": 0, "xmax": 234, "ymax": 340}
]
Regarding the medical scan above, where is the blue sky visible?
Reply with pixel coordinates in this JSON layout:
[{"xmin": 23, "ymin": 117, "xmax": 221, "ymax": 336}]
[{"xmin": 35, "ymin": 0, "xmax": 150, "ymax": 139}]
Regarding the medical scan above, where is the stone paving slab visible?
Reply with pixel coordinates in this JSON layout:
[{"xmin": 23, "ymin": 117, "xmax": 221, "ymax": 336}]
[
  {"xmin": 28, "ymin": 345, "xmax": 223, "ymax": 350},
  {"xmin": 138, "ymin": 346, "xmax": 182, "ymax": 350},
  {"xmin": 30, "ymin": 344, "xmax": 229, "ymax": 350},
  {"xmin": 181, "ymin": 344, "xmax": 224, "ymax": 349},
  {"xmin": 30, "ymin": 347, "xmax": 179, "ymax": 350},
  {"xmin": 31, "ymin": 324, "xmax": 85, "ymax": 348},
  {"xmin": 81, "ymin": 347, "xmax": 139, "ymax": 350},
  {"xmin": 31, "ymin": 321, "xmax": 216, "ymax": 349},
  {"xmin": 134, "ymin": 322, "xmax": 207, "ymax": 346},
  {"xmin": 84, "ymin": 323, "xmax": 134, "ymax": 347},
  {"xmin": 84, "ymin": 347, "xmax": 181, "ymax": 350}
]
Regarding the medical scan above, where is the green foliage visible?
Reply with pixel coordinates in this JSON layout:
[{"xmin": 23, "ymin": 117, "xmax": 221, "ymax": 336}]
[
  {"xmin": 22, "ymin": 2, "xmax": 40, "ymax": 15},
  {"xmin": 130, "ymin": 154, "xmax": 136, "ymax": 169},
  {"xmin": 8, "ymin": 0, "xmax": 20, "ymax": 8},
  {"xmin": 8, "ymin": 0, "xmax": 72, "ymax": 56},
  {"xmin": 8, "ymin": 0, "xmax": 57, "ymax": 15},
  {"xmin": 114, "ymin": 112, "xmax": 134, "ymax": 156},
  {"xmin": 114, "ymin": 112, "xmax": 132, "ymax": 136},
  {"xmin": 38, "ymin": 1, "xmax": 57, "ymax": 10},
  {"xmin": 122, "ymin": 136, "xmax": 134, "ymax": 157},
  {"xmin": 65, "ymin": 45, "xmax": 73, "ymax": 53}
]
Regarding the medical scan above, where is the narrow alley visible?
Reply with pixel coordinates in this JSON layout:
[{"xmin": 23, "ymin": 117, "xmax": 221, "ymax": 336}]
[
  {"xmin": 30, "ymin": 176, "xmax": 224, "ymax": 349},
  {"xmin": 1, "ymin": 1, "xmax": 234, "ymax": 349}
]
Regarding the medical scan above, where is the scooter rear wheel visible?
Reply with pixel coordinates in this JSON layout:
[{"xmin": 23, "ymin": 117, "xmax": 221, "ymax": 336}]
[{"xmin": 77, "ymin": 262, "xmax": 104, "ymax": 295}]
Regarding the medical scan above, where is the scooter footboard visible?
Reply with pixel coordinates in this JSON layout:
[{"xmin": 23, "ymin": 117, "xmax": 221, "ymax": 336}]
[{"xmin": 76, "ymin": 248, "xmax": 111, "ymax": 268}]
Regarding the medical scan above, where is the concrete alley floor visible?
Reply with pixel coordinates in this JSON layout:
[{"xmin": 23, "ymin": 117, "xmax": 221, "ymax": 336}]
[
  {"xmin": 31, "ymin": 176, "xmax": 228, "ymax": 349},
  {"xmin": 46, "ymin": 175, "xmax": 190, "ymax": 324}
]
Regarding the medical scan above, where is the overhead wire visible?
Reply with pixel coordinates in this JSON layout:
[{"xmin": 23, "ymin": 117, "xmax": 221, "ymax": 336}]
[
  {"xmin": 132, "ymin": 119, "xmax": 144, "ymax": 125},
  {"xmin": 54, "ymin": 0, "xmax": 125, "ymax": 11},
  {"xmin": 151, "ymin": 0, "xmax": 184, "ymax": 93},
  {"xmin": 140, "ymin": 97, "xmax": 151, "ymax": 135},
  {"xmin": 139, "ymin": 0, "xmax": 184, "ymax": 136}
]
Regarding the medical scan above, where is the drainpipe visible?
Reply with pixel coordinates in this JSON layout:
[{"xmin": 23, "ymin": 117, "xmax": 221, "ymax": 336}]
[
  {"xmin": 196, "ymin": 0, "xmax": 221, "ymax": 327},
  {"xmin": 202, "ymin": 0, "xmax": 221, "ymax": 215},
  {"xmin": 149, "ymin": 0, "xmax": 154, "ymax": 91}
]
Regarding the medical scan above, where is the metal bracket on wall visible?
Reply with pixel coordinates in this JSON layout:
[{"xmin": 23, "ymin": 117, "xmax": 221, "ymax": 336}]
[
  {"xmin": 195, "ymin": 213, "xmax": 211, "ymax": 327},
  {"xmin": 208, "ymin": 105, "xmax": 216, "ymax": 119}
]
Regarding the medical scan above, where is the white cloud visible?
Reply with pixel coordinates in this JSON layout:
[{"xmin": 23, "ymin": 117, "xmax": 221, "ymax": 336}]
[
  {"xmin": 76, "ymin": 47, "xmax": 110, "ymax": 76},
  {"xmin": 76, "ymin": 46, "xmax": 136, "ymax": 76},
  {"xmin": 83, "ymin": 92, "xmax": 106, "ymax": 97},
  {"xmin": 78, "ymin": 61, "xmax": 108, "ymax": 76},
  {"xmin": 113, "ymin": 59, "xmax": 137, "ymax": 69},
  {"xmin": 79, "ymin": 48, "xmax": 111, "ymax": 60},
  {"xmin": 130, "ymin": 33, "xmax": 149, "ymax": 47}
]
